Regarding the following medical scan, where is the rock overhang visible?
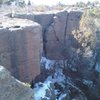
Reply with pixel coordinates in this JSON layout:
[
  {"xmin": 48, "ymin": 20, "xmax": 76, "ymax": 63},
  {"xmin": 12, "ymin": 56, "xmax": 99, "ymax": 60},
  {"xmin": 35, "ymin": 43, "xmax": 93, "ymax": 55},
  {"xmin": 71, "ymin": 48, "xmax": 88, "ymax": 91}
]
[{"xmin": 0, "ymin": 17, "xmax": 42, "ymax": 82}]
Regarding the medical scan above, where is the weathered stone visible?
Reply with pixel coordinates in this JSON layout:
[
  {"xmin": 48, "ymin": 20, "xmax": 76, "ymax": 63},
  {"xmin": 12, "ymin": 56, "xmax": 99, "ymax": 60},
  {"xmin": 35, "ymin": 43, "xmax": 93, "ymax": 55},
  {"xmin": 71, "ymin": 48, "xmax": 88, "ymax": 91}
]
[
  {"xmin": 66, "ymin": 11, "xmax": 82, "ymax": 36},
  {"xmin": 45, "ymin": 10, "xmax": 82, "ymax": 59},
  {"xmin": 0, "ymin": 65, "xmax": 33, "ymax": 100},
  {"xmin": 13, "ymin": 10, "xmax": 83, "ymax": 60},
  {"xmin": 0, "ymin": 18, "xmax": 42, "ymax": 82}
]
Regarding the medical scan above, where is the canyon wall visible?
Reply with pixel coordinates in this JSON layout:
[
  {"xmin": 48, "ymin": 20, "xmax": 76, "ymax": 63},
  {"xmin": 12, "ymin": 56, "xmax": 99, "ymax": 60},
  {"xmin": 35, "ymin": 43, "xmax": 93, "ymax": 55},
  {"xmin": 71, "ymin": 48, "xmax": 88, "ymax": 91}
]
[
  {"xmin": 0, "ymin": 18, "xmax": 42, "ymax": 82},
  {"xmin": 14, "ymin": 10, "xmax": 83, "ymax": 59},
  {"xmin": 1, "ymin": 10, "xmax": 83, "ymax": 82}
]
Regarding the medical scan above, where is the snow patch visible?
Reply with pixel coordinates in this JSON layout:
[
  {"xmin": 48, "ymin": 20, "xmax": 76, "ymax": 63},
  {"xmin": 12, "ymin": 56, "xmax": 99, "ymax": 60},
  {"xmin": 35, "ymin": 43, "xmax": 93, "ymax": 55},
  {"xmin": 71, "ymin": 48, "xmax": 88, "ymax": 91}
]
[
  {"xmin": 34, "ymin": 65, "xmax": 66, "ymax": 100},
  {"xmin": 95, "ymin": 63, "xmax": 100, "ymax": 73},
  {"xmin": 46, "ymin": 68, "xmax": 66, "ymax": 84},
  {"xmin": 0, "ymin": 65, "xmax": 4, "ymax": 71},
  {"xmin": 34, "ymin": 81, "xmax": 51, "ymax": 100},
  {"xmin": 41, "ymin": 57, "xmax": 55, "ymax": 70},
  {"xmin": 59, "ymin": 94, "xmax": 67, "ymax": 100},
  {"xmin": 83, "ymin": 79, "xmax": 93, "ymax": 87}
]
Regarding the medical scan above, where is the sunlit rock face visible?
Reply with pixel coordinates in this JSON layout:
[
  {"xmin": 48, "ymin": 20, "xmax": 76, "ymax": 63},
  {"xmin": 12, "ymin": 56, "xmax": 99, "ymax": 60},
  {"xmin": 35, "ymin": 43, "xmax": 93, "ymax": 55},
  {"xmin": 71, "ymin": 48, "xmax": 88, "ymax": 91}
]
[
  {"xmin": 95, "ymin": 31, "xmax": 100, "ymax": 72},
  {"xmin": 0, "ymin": 65, "xmax": 33, "ymax": 100},
  {"xmin": 14, "ymin": 10, "xmax": 83, "ymax": 59},
  {"xmin": 0, "ymin": 18, "xmax": 42, "ymax": 82}
]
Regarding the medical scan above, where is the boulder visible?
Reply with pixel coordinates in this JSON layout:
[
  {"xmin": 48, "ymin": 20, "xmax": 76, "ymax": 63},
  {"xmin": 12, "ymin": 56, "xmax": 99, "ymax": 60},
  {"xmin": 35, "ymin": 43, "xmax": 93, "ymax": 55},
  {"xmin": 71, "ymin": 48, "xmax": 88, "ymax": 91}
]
[
  {"xmin": 0, "ymin": 18, "xmax": 42, "ymax": 82},
  {"xmin": 14, "ymin": 12, "xmax": 54, "ymax": 32},
  {"xmin": 0, "ymin": 65, "xmax": 33, "ymax": 100},
  {"xmin": 45, "ymin": 10, "xmax": 82, "ymax": 59}
]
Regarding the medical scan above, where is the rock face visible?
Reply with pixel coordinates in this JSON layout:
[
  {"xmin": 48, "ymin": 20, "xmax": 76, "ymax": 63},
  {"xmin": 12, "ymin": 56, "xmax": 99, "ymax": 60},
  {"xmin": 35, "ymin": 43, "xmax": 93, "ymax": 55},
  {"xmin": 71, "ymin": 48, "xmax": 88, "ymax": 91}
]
[
  {"xmin": 45, "ymin": 11, "xmax": 82, "ymax": 59},
  {"xmin": 0, "ymin": 18, "xmax": 42, "ymax": 82},
  {"xmin": 0, "ymin": 65, "xmax": 33, "ymax": 100},
  {"xmin": 14, "ymin": 10, "xmax": 83, "ymax": 59}
]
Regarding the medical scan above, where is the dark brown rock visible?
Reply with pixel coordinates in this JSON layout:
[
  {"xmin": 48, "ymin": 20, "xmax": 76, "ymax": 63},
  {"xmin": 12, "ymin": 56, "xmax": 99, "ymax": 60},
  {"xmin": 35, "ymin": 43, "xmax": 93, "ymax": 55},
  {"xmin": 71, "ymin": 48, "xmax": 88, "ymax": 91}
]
[{"xmin": 0, "ymin": 18, "xmax": 42, "ymax": 82}]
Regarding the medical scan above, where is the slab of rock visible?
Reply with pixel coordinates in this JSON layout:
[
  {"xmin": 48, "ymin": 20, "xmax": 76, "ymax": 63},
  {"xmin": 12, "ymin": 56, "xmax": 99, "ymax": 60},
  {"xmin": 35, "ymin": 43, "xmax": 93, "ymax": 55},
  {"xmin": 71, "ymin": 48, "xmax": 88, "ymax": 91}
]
[
  {"xmin": 45, "ymin": 11, "xmax": 82, "ymax": 59},
  {"xmin": 0, "ymin": 65, "xmax": 33, "ymax": 100},
  {"xmin": 13, "ymin": 12, "xmax": 54, "ymax": 32},
  {"xmin": 0, "ymin": 18, "xmax": 42, "ymax": 82},
  {"xmin": 8, "ymin": 10, "xmax": 83, "ymax": 60},
  {"xmin": 66, "ymin": 11, "xmax": 82, "ymax": 36}
]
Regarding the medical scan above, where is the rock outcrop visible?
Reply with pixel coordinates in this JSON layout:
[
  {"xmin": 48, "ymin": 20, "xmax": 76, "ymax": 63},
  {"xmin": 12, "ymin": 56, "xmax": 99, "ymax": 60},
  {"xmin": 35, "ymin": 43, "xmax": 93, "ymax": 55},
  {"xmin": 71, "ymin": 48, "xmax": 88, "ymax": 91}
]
[
  {"xmin": 14, "ymin": 10, "xmax": 83, "ymax": 59},
  {"xmin": 0, "ymin": 18, "xmax": 42, "ymax": 82},
  {"xmin": 0, "ymin": 65, "xmax": 33, "ymax": 100},
  {"xmin": 0, "ymin": 8, "xmax": 99, "ymax": 100},
  {"xmin": 45, "ymin": 11, "xmax": 82, "ymax": 59}
]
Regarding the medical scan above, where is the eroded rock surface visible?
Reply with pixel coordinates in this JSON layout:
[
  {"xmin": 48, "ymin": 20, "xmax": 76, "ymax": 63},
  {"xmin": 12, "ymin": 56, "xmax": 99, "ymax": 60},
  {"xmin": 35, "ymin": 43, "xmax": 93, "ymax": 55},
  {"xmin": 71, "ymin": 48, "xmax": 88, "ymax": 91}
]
[
  {"xmin": 0, "ymin": 8, "xmax": 99, "ymax": 100},
  {"xmin": 0, "ymin": 18, "xmax": 42, "ymax": 82},
  {"xmin": 0, "ymin": 65, "xmax": 33, "ymax": 100}
]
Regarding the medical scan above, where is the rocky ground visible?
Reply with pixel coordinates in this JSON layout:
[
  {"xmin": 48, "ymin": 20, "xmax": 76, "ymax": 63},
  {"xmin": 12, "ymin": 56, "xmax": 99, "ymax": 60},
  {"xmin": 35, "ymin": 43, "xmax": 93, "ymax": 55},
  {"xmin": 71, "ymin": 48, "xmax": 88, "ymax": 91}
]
[
  {"xmin": 0, "ymin": 65, "xmax": 34, "ymax": 100},
  {"xmin": 33, "ymin": 57, "xmax": 100, "ymax": 100}
]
